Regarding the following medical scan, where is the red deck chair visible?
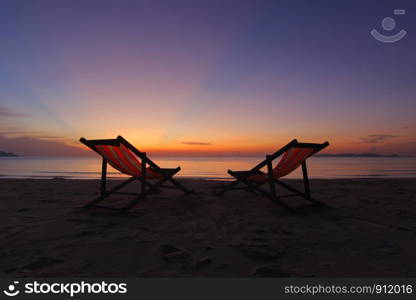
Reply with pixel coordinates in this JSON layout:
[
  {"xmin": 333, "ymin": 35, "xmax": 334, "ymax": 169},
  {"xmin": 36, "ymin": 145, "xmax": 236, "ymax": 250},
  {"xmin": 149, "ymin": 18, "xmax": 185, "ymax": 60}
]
[
  {"xmin": 80, "ymin": 136, "xmax": 191, "ymax": 212},
  {"xmin": 216, "ymin": 139, "xmax": 329, "ymax": 211}
]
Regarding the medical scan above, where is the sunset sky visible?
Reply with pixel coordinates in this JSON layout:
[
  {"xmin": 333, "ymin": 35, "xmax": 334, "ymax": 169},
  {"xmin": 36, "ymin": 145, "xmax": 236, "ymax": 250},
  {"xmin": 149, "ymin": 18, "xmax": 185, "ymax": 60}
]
[{"xmin": 1, "ymin": 0, "xmax": 415, "ymax": 156}]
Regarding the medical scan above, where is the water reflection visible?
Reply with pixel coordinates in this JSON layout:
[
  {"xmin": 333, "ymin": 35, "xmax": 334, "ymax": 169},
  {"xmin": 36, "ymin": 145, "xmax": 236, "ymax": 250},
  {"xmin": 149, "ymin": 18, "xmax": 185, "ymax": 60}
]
[{"xmin": 1, "ymin": 156, "xmax": 416, "ymax": 179}]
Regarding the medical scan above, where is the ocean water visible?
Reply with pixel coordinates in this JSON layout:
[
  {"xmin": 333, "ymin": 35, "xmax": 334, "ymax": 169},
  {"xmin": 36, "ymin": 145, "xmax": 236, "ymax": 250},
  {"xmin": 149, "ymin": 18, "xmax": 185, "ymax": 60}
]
[{"xmin": 1, "ymin": 156, "xmax": 416, "ymax": 180}]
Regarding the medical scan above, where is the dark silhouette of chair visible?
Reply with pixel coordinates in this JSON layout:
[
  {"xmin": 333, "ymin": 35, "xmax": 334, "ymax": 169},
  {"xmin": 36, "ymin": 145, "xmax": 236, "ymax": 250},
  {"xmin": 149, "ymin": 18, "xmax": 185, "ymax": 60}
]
[
  {"xmin": 216, "ymin": 139, "xmax": 329, "ymax": 211},
  {"xmin": 80, "ymin": 135, "xmax": 191, "ymax": 212}
]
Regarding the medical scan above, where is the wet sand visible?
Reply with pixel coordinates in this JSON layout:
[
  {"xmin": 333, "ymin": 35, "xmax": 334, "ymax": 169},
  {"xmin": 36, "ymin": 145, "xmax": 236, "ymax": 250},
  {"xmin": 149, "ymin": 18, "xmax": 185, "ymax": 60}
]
[{"xmin": 1, "ymin": 178, "xmax": 415, "ymax": 277}]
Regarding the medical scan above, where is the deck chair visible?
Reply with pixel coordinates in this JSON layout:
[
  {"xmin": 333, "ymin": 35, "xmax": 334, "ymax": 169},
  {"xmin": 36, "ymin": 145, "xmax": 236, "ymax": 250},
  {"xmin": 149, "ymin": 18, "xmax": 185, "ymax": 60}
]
[
  {"xmin": 80, "ymin": 135, "xmax": 191, "ymax": 212},
  {"xmin": 216, "ymin": 139, "xmax": 329, "ymax": 211}
]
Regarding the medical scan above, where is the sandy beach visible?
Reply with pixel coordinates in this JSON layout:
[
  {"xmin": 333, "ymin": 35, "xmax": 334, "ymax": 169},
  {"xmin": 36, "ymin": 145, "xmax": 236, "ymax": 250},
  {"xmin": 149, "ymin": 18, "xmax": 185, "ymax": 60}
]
[{"xmin": 1, "ymin": 178, "xmax": 416, "ymax": 277}]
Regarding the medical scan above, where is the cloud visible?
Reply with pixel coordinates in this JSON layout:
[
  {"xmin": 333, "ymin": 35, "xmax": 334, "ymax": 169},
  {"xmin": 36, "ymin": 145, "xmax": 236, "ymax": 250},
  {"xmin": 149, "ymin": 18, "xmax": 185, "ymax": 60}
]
[
  {"xmin": 359, "ymin": 134, "xmax": 399, "ymax": 144},
  {"xmin": 28, "ymin": 135, "xmax": 64, "ymax": 140},
  {"xmin": 181, "ymin": 141, "xmax": 212, "ymax": 146},
  {"xmin": 0, "ymin": 134, "xmax": 88, "ymax": 156},
  {"xmin": 0, "ymin": 129, "xmax": 65, "ymax": 140},
  {"xmin": 0, "ymin": 107, "xmax": 28, "ymax": 118},
  {"xmin": 0, "ymin": 132, "xmax": 64, "ymax": 140}
]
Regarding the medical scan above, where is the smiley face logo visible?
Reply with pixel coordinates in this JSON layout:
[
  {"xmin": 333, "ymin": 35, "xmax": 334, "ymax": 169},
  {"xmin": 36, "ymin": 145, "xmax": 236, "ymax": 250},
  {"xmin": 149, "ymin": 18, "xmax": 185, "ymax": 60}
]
[
  {"xmin": 3, "ymin": 281, "xmax": 20, "ymax": 297},
  {"xmin": 371, "ymin": 9, "xmax": 407, "ymax": 43}
]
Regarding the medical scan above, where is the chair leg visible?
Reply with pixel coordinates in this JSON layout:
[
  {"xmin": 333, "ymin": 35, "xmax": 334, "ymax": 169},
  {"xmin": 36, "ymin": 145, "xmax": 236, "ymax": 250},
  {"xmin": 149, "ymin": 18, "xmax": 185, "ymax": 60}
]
[
  {"xmin": 120, "ymin": 175, "xmax": 172, "ymax": 212},
  {"xmin": 274, "ymin": 179, "xmax": 327, "ymax": 207},
  {"xmin": 84, "ymin": 177, "xmax": 136, "ymax": 209},
  {"xmin": 236, "ymin": 176, "xmax": 294, "ymax": 212},
  {"xmin": 266, "ymin": 157, "xmax": 278, "ymax": 203},
  {"xmin": 216, "ymin": 170, "xmax": 294, "ymax": 212},
  {"xmin": 100, "ymin": 158, "xmax": 107, "ymax": 196},
  {"xmin": 160, "ymin": 168, "xmax": 192, "ymax": 194},
  {"xmin": 141, "ymin": 156, "xmax": 147, "ymax": 195},
  {"xmin": 89, "ymin": 169, "xmax": 191, "ymax": 212},
  {"xmin": 168, "ymin": 177, "xmax": 191, "ymax": 194},
  {"xmin": 121, "ymin": 176, "xmax": 172, "ymax": 212},
  {"xmin": 152, "ymin": 167, "xmax": 190, "ymax": 194},
  {"xmin": 302, "ymin": 162, "xmax": 311, "ymax": 199}
]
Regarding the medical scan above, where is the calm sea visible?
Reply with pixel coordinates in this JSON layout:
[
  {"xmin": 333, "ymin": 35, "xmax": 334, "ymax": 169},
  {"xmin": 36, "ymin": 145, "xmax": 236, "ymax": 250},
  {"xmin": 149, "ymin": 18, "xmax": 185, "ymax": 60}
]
[{"xmin": 1, "ymin": 156, "xmax": 416, "ymax": 180}]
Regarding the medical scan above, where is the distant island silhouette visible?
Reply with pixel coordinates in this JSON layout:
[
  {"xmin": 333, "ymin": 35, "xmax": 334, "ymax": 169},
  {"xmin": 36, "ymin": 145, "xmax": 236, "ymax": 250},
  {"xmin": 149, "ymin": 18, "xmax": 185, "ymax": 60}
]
[
  {"xmin": 317, "ymin": 153, "xmax": 401, "ymax": 158},
  {"xmin": 0, "ymin": 150, "xmax": 18, "ymax": 157}
]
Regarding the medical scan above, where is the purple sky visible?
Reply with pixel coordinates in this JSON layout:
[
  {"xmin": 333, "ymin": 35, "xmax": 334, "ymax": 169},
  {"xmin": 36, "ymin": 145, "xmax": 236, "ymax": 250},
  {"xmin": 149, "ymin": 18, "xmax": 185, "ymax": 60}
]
[{"xmin": 0, "ymin": 0, "xmax": 415, "ymax": 156}]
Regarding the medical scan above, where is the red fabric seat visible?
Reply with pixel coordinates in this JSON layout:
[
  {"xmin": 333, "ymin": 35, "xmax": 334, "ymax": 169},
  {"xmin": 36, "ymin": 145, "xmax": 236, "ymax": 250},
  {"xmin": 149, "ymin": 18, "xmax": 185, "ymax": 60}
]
[
  {"xmin": 247, "ymin": 147, "xmax": 314, "ymax": 184},
  {"xmin": 95, "ymin": 144, "xmax": 162, "ymax": 179}
]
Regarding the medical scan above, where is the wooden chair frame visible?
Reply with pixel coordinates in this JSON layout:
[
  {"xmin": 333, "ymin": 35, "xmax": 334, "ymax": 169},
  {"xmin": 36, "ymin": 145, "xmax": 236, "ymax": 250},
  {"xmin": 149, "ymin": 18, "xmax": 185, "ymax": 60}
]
[
  {"xmin": 80, "ymin": 135, "xmax": 191, "ymax": 212},
  {"xmin": 216, "ymin": 139, "xmax": 329, "ymax": 211}
]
